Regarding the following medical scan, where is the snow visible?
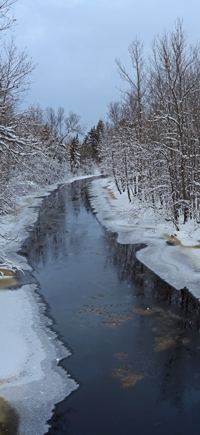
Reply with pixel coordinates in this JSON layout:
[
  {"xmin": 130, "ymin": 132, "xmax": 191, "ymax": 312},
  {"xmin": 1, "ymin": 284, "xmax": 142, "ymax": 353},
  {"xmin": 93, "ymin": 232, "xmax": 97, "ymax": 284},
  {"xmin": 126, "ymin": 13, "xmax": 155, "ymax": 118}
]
[
  {"xmin": 0, "ymin": 173, "xmax": 101, "ymax": 435},
  {"xmin": 89, "ymin": 177, "xmax": 200, "ymax": 300},
  {"xmin": 0, "ymin": 168, "xmax": 200, "ymax": 430}
]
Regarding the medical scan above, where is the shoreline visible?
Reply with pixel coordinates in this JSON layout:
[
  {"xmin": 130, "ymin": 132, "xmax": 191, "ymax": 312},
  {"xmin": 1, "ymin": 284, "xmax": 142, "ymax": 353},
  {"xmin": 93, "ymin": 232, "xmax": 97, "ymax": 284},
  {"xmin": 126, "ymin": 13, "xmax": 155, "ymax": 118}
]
[
  {"xmin": 0, "ymin": 173, "xmax": 99, "ymax": 434},
  {"xmin": 89, "ymin": 177, "xmax": 200, "ymax": 300},
  {"xmin": 1, "ymin": 171, "xmax": 200, "ymax": 433}
]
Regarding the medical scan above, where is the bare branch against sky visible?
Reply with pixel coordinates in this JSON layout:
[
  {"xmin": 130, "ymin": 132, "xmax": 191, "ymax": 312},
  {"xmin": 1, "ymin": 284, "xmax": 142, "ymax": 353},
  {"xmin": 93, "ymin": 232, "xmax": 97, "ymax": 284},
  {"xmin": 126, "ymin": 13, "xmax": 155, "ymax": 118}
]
[{"xmin": 9, "ymin": 0, "xmax": 200, "ymax": 129}]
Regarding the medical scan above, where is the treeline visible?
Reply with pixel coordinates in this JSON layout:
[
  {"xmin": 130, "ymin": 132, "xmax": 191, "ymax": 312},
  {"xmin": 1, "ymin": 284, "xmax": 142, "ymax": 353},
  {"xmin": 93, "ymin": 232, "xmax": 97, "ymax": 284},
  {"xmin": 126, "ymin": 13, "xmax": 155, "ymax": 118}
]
[
  {"xmin": 4, "ymin": 2, "xmax": 199, "ymax": 229},
  {"xmin": 24, "ymin": 106, "xmax": 104, "ymax": 173},
  {"xmin": 0, "ymin": 1, "xmax": 100, "ymax": 214},
  {"xmin": 98, "ymin": 19, "xmax": 200, "ymax": 228}
]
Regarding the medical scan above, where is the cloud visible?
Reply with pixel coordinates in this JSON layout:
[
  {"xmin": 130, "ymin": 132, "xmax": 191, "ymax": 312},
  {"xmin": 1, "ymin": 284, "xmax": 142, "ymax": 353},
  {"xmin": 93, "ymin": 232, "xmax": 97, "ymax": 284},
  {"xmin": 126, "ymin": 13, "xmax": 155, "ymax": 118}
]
[{"xmin": 13, "ymin": 0, "xmax": 200, "ymax": 129}]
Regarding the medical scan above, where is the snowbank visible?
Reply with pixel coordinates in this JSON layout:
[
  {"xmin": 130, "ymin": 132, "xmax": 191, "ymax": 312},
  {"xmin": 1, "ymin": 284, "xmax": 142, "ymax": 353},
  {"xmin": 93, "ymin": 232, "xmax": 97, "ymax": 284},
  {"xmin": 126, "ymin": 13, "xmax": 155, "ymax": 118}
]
[
  {"xmin": 0, "ymin": 173, "xmax": 99, "ymax": 435},
  {"xmin": 89, "ymin": 177, "xmax": 200, "ymax": 300}
]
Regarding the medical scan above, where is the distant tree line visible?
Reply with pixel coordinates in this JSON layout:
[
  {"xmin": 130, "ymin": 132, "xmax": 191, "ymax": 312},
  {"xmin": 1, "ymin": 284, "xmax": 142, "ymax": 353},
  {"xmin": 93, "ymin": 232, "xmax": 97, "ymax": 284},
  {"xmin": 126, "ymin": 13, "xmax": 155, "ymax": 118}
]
[
  {"xmin": 0, "ymin": 1, "xmax": 94, "ymax": 213},
  {"xmin": 3, "ymin": 2, "xmax": 197, "ymax": 231},
  {"xmin": 0, "ymin": 1, "xmax": 106, "ymax": 215},
  {"xmin": 98, "ymin": 19, "xmax": 200, "ymax": 228}
]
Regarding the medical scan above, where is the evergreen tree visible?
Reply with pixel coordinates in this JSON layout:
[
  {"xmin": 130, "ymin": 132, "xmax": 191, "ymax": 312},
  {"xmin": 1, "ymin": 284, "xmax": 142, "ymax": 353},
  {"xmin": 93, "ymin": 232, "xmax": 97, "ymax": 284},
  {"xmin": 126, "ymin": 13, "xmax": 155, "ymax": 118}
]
[
  {"xmin": 69, "ymin": 134, "xmax": 80, "ymax": 173},
  {"xmin": 87, "ymin": 120, "xmax": 104, "ymax": 162}
]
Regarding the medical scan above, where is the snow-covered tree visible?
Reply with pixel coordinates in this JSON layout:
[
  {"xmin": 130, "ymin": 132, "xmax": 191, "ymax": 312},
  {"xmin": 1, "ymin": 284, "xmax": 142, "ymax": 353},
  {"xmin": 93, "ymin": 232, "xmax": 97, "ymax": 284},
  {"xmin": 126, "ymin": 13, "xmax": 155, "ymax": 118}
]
[
  {"xmin": 69, "ymin": 134, "xmax": 80, "ymax": 173},
  {"xmin": 148, "ymin": 19, "xmax": 200, "ymax": 223},
  {"xmin": 57, "ymin": 106, "xmax": 65, "ymax": 137},
  {"xmin": 115, "ymin": 37, "xmax": 146, "ymax": 141},
  {"xmin": 99, "ymin": 20, "xmax": 200, "ymax": 227}
]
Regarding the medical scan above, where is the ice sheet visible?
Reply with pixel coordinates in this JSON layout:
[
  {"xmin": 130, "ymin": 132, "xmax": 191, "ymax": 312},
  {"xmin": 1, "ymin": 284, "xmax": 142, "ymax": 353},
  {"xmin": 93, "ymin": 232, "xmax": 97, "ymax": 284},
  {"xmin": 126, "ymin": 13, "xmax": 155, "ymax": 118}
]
[
  {"xmin": 0, "ymin": 176, "xmax": 98, "ymax": 434},
  {"xmin": 0, "ymin": 285, "xmax": 77, "ymax": 435},
  {"xmin": 89, "ymin": 178, "xmax": 200, "ymax": 300}
]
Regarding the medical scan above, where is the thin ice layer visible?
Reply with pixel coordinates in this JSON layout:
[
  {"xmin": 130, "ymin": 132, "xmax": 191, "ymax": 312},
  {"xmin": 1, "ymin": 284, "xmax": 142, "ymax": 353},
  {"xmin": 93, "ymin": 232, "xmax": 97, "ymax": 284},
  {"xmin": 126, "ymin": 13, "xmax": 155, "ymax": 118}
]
[
  {"xmin": 89, "ymin": 178, "xmax": 200, "ymax": 300},
  {"xmin": 0, "ymin": 180, "xmax": 82, "ymax": 434},
  {"xmin": 0, "ymin": 285, "xmax": 77, "ymax": 435}
]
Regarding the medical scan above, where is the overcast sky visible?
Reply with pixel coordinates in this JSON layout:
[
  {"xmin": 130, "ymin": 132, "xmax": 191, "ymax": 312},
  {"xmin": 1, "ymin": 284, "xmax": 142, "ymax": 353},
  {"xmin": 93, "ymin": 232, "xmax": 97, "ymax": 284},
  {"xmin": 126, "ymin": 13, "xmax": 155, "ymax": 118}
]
[{"xmin": 10, "ymin": 0, "xmax": 200, "ymax": 131}]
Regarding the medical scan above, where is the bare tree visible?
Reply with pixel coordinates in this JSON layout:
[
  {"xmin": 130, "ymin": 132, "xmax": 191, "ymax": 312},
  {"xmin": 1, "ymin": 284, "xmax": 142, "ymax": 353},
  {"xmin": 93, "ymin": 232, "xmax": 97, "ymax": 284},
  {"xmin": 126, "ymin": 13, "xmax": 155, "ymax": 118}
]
[
  {"xmin": 58, "ymin": 111, "xmax": 83, "ymax": 146},
  {"xmin": 0, "ymin": 37, "xmax": 35, "ymax": 124},
  {"xmin": 100, "ymin": 20, "xmax": 200, "ymax": 227},
  {"xmin": 107, "ymin": 101, "xmax": 122, "ymax": 126},
  {"xmin": 44, "ymin": 106, "xmax": 57, "ymax": 135},
  {"xmin": 148, "ymin": 19, "xmax": 200, "ymax": 223},
  {"xmin": 0, "ymin": 0, "xmax": 17, "ymax": 33},
  {"xmin": 115, "ymin": 37, "xmax": 146, "ymax": 139},
  {"xmin": 57, "ymin": 106, "xmax": 65, "ymax": 136}
]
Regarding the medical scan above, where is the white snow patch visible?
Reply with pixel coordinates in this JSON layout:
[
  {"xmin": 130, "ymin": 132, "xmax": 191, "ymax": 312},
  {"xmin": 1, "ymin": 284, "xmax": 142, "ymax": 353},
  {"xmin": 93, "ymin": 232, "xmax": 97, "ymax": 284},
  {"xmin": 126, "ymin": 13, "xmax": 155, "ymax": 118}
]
[
  {"xmin": 0, "ymin": 173, "xmax": 101, "ymax": 434},
  {"xmin": 0, "ymin": 285, "xmax": 76, "ymax": 435},
  {"xmin": 89, "ymin": 177, "xmax": 200, "ymax": 300}
]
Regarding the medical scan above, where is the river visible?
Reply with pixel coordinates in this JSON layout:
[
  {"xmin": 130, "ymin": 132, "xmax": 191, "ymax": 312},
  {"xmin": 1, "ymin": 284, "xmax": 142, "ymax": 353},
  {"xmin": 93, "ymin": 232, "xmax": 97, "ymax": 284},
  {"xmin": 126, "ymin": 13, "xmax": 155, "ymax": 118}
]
[{"xmin": 22, "ymin": 177, "xmax": 200, "ymax": 435}]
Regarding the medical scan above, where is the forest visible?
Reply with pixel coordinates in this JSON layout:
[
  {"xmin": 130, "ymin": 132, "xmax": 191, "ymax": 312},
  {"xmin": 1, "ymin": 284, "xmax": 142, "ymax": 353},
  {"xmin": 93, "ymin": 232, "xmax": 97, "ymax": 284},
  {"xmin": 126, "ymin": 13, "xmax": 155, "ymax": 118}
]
[
  {"xmin": 0, "ymin": 2, "xmax": 200, "ymax": 231},
  {"xmin": 99, "ymin": 19, "xmax": 200, "ymax": 229},
  {"xmin": 0, "ymin": 0, "xmax": 89, "ymax": 214}
]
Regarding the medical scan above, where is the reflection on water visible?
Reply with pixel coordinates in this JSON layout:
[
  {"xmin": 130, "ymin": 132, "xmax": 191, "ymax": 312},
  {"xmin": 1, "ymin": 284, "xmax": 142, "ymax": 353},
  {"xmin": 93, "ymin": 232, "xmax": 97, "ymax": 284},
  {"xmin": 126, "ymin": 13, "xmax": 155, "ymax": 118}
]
[
  {"xmin": 78, "ymin": 303, "xmax": 135, "ymax": 328},
  {"xmin": 23, "ymin": 181, "xmax": 200, "ymax": 329},
  {"xmin": 105, "ymin": 231, "xmax": 200, "ymax": 330},
  {"xmin": 21, "ymin": 182, "xmax": 92, "ymax": 270},
  {"xmin": 112, "ymin": 366, "xmax": 145, "ymax": 388},
  {"xmin": 114, "ymin": 352, "xmax": 128, "ymax": 361},
  {"xmin": 22, "ymin": 179, "xmax": 200, "ymax": 435},
  {"xmin": 79, "ymin": 302, "xmax": 191, "ymax": 352},
  {"xmin": 0, "ymin": 397, "xmax": 19, "ymax": 434}
]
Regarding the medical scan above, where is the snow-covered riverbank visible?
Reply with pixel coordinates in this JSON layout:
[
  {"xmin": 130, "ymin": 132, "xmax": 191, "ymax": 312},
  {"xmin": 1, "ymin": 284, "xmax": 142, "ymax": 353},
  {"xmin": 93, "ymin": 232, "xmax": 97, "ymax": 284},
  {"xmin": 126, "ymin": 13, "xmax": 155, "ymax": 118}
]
[
  {"xmin": 0, "ymin": 174, "xmax": 98, "ymax": 435},
  {"xmin": 89, "ymin": 177, "xmax": 200, "ymax": 300},
  {"xmin": 2, "ymin": 171, "xmax": 200, "ymax": 434}
]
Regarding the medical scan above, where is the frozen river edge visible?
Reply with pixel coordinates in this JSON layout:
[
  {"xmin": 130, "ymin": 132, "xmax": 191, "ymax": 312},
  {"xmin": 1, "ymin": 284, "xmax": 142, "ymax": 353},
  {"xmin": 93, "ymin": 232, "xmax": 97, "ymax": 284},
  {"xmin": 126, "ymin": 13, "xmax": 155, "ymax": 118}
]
[
  {"xmin": 1, "ymin": 172, "xmax": 200, "ymax": 434},
  {"xmin": 0, "ymin": 175, "xmax": 97, "ymax": 435},
  {"xmin": 89, "ymin": 178, "xmax": 200, "ymax": 301}
]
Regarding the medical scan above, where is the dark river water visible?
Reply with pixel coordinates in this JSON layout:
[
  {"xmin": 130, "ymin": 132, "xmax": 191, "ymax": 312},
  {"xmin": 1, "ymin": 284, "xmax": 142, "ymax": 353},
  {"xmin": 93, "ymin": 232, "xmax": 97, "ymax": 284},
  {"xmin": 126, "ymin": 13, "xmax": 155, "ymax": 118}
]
[{"xmin": 22, "ymin": 178, "xmax": 200, "ymax": 435}]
